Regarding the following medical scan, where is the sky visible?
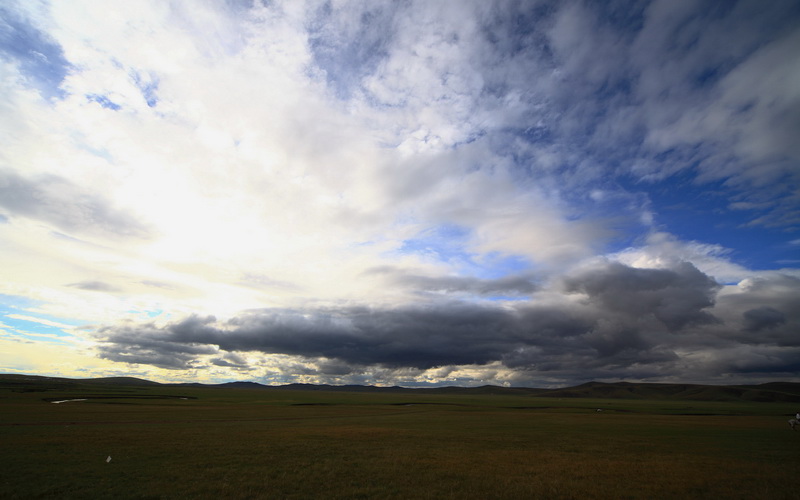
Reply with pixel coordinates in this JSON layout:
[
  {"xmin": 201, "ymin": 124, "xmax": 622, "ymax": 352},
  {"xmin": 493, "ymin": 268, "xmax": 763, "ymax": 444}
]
[{"xmin": 1, "ymin": 0, "xmax": 798, "ymax": 388}]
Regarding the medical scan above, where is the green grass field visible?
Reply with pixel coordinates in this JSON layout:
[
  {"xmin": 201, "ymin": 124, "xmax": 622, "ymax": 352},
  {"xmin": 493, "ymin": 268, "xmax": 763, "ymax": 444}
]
[{"xmin": 2, "ymin": 382, "xmax": 798, "ymax": 499}]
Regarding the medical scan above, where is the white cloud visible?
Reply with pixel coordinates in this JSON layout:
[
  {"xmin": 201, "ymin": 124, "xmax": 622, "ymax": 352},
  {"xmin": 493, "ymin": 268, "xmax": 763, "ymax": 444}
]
[
  {"xmin": 611, "ymin": 232, "xmax": 750, "ymax": 284},
  {"xmin": 5, "ymin": 314, "xmax": 73, "ymax": 329}
]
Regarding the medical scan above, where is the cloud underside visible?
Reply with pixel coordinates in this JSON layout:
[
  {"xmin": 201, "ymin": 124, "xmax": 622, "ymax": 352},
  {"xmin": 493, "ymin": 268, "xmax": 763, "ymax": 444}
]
[
  {"xmin": 0, "ymin": 169, "xmax": 151, "ymax": 240},
  {"xmin": 96, "ymin": 262, "xmax": 800, "ymax": 383}
]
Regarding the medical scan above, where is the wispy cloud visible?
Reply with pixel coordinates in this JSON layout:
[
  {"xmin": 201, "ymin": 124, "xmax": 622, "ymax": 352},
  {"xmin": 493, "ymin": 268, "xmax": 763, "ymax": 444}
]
[
  {"xmin": 0, "ymin": 169, "xmax": 152, "ymax": 240},
  {"xmin": 66, "ymin": 281, "xmax": 121, "ymax": 293},
  {"xmin": 5, "ymin": 314, "xmax": 74, "ymax": 330}
]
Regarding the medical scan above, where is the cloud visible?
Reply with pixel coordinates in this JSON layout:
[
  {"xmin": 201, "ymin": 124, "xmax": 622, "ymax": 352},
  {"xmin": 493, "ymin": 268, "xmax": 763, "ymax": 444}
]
[
  {"xmin": 626, "ymin": 0, "xmax": 800, "ymax": 224},
  {"xmin": 66, "ymin": 281, "xmax": 121, "ymax": 293},
  {"xmin": 94, "ymin": 304, "xmax": 578, "ymax": 371},
  {"xmin": 307, "ymin": 1, "xmax": 402, "ymax": 99},
  {"xmin": 0, "ymin": 169, "xmax": 151, "ymax": 240},
  {"xmin": 715, "ymin": 273, "xmax": 800, "ymax": 347},
  {"xmin": 91, "ymin": 256, "xmax": 800, "ymax": 385},
  {"xmin": 5, "ymin": 314, "xmax": 73, "ymax": 330},
  {"xmin": 1, "ymin": 1, "xmax": 799, "ymax": 386},
  {"xmin": 366, "ymin": 266, "xmax": 537, "ymax": 297},
  {"xmin": 612, "ymin": 232, "xmax": 750, "ymax": 284},
  {"xmin": 742, "ymin": 307, "xmax": 786, "ymax": 333},
  {"xmin": 210, "ymin": 351, "xmax": 250, "ymax": 369},
  {"xmin": 94, "ymin": 259, "xmax": 787, "ymax": 384},
  {"xmin": 96, "ymin": 320, "xmax": 219, "ymax": 370},
  {"xmin": 562, "ymin": 260, "xmax": 720, "ymax": 331}
]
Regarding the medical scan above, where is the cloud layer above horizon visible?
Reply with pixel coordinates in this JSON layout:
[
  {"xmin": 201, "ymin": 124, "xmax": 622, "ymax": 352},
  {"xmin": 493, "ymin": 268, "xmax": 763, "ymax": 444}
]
[{"xmin": 1, "ymin": 0, "xmax": 798, "ymax": 387}]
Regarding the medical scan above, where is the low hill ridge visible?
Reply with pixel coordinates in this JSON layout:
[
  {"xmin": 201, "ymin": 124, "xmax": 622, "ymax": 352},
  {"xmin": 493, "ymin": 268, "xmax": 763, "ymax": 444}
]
[{"xmin": 1, "ymin": 374, "xmax": 798, "ymax": 402}]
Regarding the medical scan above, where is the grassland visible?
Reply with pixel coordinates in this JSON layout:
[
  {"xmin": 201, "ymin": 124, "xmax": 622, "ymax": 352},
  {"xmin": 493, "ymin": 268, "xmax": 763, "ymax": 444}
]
[{"xmin": 1, "ymin": 378, "xmax": 798, "ymax": 499}]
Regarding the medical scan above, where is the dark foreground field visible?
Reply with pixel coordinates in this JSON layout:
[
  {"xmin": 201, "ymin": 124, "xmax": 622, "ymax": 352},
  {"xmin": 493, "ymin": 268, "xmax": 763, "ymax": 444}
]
[{"xmin": 1, "ymin": 378, "xmax": 798, "ymax": 499}]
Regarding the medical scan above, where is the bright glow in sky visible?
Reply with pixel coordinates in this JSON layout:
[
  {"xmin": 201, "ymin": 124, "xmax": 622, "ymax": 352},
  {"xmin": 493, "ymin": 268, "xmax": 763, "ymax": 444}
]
[{"xmin": 1, "ymin": 0, "xmax": 798, "ymax": 387}]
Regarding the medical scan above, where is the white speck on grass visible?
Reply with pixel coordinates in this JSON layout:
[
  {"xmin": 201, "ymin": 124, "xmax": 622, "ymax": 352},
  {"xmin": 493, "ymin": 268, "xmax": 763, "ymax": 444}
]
[{"xmin": 51, "ymin": 399, "xmax": 88, "ymax": 404}]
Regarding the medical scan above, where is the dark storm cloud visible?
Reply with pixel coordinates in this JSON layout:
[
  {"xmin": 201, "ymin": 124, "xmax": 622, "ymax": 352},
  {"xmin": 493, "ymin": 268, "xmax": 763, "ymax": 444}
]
[
  {"xmin": 0, "ymin": 169, "xmax": 151, "ymax": 240},
  {"xmin": 97, "ymin": 350, "xmax": 199, "ymax": 371},
  {"xmin": 314, "ymin": 359, "xmax": 360, "ymax": 376},
  {"xmin": 562, "ymin": 261, "xmax": 721, "ymax": 331},
  {"xmin": 96, "ymin": 261, "xmax": 765, "ymax": 383},
  {"xmin": 716, "ymin": 274, "xmax": 800, "ymax": 347},
  {"xmin": 709, "ymin": 345, "xmax": 800, "ymax": 378},
  {"xmin": 742, "ymin": 307, "xmax": 786, "ymax": 333},
  {"xmin": 96, "ymin": 304, "xmax": 583, "ymax": 370},
  {"xmin": 189, "ymin": 305, "xmax": 520, "ymax": 369},
  {"xmin": 96, "ymin": 321, "xmax": 218, "ymax": 370},
  {"xmin": 210, "ymin": 352, "xmax": 250, "ymax": 369}
]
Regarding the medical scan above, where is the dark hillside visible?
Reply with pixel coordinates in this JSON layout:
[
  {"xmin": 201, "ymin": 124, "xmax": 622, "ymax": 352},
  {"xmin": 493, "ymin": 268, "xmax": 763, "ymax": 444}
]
[
  {"xmin": 746, "ymin": 382, "xmax": 800, "ymax": 397},
  {"xmin": 79, "ymin": 376, "xmax": 161, "ymax": 386},
  {"xmin": 536, "ymin": 381, "xmax": 800, "ymax": 402},
  {"xmin": 1, "ymin": 374, "xmax": 798, "ymax": 402}
]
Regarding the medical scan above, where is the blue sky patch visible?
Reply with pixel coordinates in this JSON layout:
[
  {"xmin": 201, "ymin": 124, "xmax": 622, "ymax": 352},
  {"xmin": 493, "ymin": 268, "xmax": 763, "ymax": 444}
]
[
  {"xmin": 0, "ymin": 295, "xmax": 85, "ymax": 338},
  {"xmin": 0, "ymin": 6, "xmax": 69, "ymax": 99},
  {"xmin": 86, "ymin": 94, "xmax": 122, "ymax": 110},
  {"xmin": 628, "ymin": 170, "xmax": 795, "ymax": 270},
  {"xmin": 397, "ymin": 224, "xmax": 533, "ymax": 279},
  {"xmin": 1, "ymin": 312, "xmax": 75, "ymax": 341},
  {"xmin": 132, "ymin": 71, "xmax": 159, "ymax": 107}
]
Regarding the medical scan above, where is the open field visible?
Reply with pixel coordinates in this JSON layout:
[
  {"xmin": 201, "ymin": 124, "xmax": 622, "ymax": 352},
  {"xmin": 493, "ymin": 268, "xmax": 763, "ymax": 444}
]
[{"xmin": 1, "ymin": 379, "xmax": 799, "ymax": 499}]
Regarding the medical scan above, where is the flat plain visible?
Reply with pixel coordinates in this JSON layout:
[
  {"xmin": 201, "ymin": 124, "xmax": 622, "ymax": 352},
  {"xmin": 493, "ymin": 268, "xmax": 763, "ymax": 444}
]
[{"xmin": 1, "ymin": 377, "xmax": 798, "ymax": 499}]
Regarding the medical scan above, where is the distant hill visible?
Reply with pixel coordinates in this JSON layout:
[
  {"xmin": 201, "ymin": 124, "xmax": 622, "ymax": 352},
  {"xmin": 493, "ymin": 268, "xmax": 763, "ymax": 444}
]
[
  {"xmin": 0, "ymin": 374, "xmax": 161, "ymax": 393},
  {"xmin": 1, "ymin": 373, "xmax": 798, "ymax": 402},
  {"xmin": 80, "ymin": 376, "xmax": 162, "ymax": 386},
  {"xmin": 535, "ymin": 381, "xmax": 800, "ymax": 402}
]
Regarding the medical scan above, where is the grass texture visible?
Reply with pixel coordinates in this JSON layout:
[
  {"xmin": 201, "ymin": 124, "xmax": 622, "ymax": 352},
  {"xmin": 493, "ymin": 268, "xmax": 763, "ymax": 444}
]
[{"xmin": 1, "ymin": 383, "xmax": 798, "ymax": 499}]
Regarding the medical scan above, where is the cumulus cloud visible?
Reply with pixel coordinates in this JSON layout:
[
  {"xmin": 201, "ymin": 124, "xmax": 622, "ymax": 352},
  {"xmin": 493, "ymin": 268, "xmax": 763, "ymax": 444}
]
[
  {"xmin": 715, "ymin": 274, "xmax": 800, "ymax": 347},
  {"xmin": 612, "ymin": 232, "xmax": 751, "ymax": 284},
  {"xmin": 562, "ymin": 260, "xmax": 720, "ymax": 331}
]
